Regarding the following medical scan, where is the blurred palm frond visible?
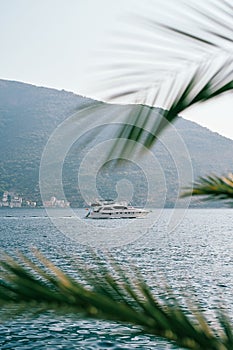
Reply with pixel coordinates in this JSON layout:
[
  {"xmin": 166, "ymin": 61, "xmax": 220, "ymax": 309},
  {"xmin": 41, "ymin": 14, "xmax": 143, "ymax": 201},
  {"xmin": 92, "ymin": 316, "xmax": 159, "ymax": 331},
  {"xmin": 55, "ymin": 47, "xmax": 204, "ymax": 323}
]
[
  {"xmin": 110, "ymin": 56, "xmax": 233, "ymax": 158},
  {"xmin": 181, "ymin": 173, "xmax": 233, "ymax": 203},
  {"xmin": 98, "ymin": 0, "xmax": 233, "ymax": 158},
  {"xmin": 0, "ymin": 251, "xmax": 233, "ymax": 349}
]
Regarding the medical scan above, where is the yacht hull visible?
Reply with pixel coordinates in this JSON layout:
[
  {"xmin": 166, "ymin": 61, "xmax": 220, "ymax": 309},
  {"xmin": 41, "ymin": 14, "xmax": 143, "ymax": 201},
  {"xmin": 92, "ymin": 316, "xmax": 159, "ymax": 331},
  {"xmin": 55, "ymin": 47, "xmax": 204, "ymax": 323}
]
[
  {"xmin": 85, "ymin": 200, "xmax": 149, "ymax": 219},
  {"xmin": 87, "ymin": 212, "xmax": 148, "ymax": 219}
]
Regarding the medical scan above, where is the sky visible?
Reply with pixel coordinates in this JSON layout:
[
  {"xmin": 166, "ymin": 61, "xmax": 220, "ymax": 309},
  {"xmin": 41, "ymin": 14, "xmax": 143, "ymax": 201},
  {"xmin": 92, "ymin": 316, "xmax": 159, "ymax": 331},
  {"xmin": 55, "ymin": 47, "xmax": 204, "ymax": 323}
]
[{"xmin": 1, "ymin": 0, "xmax": 233, "ymax": 139}]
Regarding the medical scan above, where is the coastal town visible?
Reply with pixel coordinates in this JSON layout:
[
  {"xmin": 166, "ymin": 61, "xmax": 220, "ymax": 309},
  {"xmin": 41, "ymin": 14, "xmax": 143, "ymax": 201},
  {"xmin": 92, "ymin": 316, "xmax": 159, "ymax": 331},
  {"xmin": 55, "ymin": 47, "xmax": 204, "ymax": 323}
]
[{"xmin": 0, "ymin": 191, "xmax": 70, "ymax": 208}]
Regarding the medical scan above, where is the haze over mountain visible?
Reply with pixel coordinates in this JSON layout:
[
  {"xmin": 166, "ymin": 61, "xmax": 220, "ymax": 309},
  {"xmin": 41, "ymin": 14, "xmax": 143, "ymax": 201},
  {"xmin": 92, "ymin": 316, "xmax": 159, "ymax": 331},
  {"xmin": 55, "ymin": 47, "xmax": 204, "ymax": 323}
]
[{"xmin": 0, "ymin": 79, "xmax": 232, "ymax": 207}]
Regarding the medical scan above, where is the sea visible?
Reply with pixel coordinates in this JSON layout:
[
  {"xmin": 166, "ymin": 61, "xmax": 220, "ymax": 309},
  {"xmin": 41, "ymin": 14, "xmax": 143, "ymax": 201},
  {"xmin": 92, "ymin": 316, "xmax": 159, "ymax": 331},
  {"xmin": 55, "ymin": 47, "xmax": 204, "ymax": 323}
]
[{"xmin": 0, "ymin": 208, "xmax": 233, "ymax": 350}]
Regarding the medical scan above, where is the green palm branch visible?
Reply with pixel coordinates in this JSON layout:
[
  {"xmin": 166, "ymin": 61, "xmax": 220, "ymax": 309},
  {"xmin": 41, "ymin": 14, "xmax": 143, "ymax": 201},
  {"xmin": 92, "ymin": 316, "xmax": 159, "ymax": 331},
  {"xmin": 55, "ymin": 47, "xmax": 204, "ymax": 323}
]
[
  {"xmin": 181, "ymin": 174, "xmax": 233, "ymax": 203},
  {"xmin": 109, "ymin": 57, "xmax": 233, "ymax": 158},
  {"xmin": 99, "ymin": 0, "xmax": 233, "ymax": 158},
  {"xmin": 0, "ymin": 250, "xmax": 233, "ymax": 350}
]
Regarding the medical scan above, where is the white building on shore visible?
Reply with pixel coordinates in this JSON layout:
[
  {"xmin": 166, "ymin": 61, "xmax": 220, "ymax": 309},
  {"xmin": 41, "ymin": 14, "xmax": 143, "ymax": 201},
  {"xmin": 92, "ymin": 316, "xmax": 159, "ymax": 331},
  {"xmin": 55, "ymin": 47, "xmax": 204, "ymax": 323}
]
[
  {"xmin": 0, "ymin": 192, "xmax": 23, "ymax": 208},
  {"xmin": 10, "ymin": 195, "xmax": 23, "ymax": 208},
  {"xmin": 43, "ymin": 196, "xmax": 70, "ymax": 208},
  {"xmin": 0, "ymin": 191, "xmax": 9, "ymax": 207}
]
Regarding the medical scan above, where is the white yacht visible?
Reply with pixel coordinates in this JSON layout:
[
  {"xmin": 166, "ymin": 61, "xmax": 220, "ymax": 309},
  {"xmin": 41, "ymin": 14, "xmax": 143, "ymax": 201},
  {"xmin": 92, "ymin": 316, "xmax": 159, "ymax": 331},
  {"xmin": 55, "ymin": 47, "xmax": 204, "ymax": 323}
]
[{"xmin": 85, "ymin": 199, "xmax": 149, "ymax": 219}]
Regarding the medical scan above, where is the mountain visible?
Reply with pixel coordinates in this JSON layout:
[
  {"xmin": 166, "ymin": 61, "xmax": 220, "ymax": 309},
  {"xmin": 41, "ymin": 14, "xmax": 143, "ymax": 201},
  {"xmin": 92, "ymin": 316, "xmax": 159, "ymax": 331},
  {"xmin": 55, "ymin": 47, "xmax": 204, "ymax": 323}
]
[{"xmin": 0, "ymin": 79, "xmax": 232, "ymax": 207}]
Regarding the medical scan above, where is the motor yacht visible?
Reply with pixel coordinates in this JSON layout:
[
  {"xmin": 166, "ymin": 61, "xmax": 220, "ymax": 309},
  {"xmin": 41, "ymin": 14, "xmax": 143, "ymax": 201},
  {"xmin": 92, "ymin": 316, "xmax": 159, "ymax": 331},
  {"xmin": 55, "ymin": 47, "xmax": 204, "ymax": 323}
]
[{"xmin": 85, "ymin": 199, "xmax": 149, "ymax": 219}]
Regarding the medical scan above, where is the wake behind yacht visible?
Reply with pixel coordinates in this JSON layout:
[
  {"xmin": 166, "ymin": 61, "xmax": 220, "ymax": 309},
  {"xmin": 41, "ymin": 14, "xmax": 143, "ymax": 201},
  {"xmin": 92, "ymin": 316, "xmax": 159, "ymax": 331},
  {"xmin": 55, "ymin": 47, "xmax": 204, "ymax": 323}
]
[{"xmin": 85, "ymin": 199, "xmax": 149, "ymax": 219}]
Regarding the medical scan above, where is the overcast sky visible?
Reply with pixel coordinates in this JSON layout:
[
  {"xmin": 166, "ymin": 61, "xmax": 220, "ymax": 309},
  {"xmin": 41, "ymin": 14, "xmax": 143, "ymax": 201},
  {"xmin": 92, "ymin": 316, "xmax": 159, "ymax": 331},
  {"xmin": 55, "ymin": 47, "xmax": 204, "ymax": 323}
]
[{"xmin": 1, "ymin": 0, "xmax": 233, "ymax": 139}]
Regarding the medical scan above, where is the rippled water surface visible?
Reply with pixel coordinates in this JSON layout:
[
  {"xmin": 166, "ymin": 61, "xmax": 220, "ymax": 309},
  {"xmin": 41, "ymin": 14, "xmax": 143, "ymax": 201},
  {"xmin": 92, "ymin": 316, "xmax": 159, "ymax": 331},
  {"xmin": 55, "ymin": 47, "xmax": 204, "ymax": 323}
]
[{"xmin": 1, "ymin": 208, "xmax": 233, "ymax": 349}]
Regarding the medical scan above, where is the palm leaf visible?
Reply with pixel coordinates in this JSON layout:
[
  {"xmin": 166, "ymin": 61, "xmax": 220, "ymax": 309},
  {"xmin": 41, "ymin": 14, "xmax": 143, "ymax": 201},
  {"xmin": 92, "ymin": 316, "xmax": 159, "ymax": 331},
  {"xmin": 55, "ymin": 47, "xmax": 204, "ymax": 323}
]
[
  {"xmin": 108, "ymin": 56, "xmax": 233, "ymax": 158},
  {"xmin": 181, "ymin": 173, "xmax": 233, "ymax": 203},
  {"xmin": 0, "ymin": 250, "xmax": 233, "ymax": 349},
  {"xmin": 95, "ymin": 0, "xmax": 233, "ymax": 158}
]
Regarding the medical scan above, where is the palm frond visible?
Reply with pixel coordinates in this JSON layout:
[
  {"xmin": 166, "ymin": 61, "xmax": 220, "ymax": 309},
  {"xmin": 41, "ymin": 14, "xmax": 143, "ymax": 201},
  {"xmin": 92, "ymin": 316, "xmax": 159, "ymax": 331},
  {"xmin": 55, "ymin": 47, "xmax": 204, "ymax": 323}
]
[
  {"xmin": 181, "ymin": 173, "xmax": 233, "ymax": 203},
  {"xmin": 94, "ymin": 0, "xmax": 233, "ymax": 159},
  {"xmin": 103, "ymin": 0, "xmax": 233, "ymax": 96},
  {"xmin": 153, "ymin": 0, "xmax": 233, "ymax": 51},
  {"xmin": 0, "ymin": 251, "xmax": 233, "ymax": 349},
  {"xmin": 109, "ymin": 55, "xmax": 233, "ymax": 158}
]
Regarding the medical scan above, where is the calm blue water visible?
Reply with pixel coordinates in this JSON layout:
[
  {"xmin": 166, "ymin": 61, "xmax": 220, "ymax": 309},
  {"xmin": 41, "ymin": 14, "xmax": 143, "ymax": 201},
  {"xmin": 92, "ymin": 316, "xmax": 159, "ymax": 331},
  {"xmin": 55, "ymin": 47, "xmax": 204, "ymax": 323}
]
[{"xmin": 0, "ymin": 208, "xmax": 233, "ymax": 349}]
